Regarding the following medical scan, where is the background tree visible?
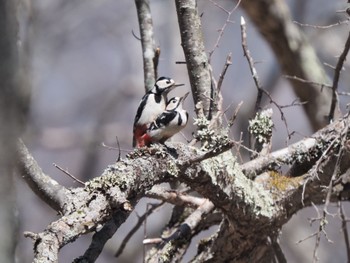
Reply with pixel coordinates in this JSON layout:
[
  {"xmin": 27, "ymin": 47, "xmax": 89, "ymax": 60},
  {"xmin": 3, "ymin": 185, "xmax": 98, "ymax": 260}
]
[{"xmin": 11, "ymin": 0, "xmax": 350, "ymax": 262}]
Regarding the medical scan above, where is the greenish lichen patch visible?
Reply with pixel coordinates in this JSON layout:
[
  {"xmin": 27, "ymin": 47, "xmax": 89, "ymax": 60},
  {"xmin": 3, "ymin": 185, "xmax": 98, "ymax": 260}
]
[
  {"xmin": 84, "ymin": 164, "xmax": 135, "ymax": 193},
  {"xmin": 201, "ymin": 150, "xmax": 278, "ymax": 218},
  {"xmin": 167, "ymin": 160, "xmax": 179, "ymax": 177},
  {"xmin": 249, "ymin": 109, "xmax": 273, "ymax": 144},
  {"xmin": 193, "ymin": 116, "xmax": 230, "ymax": 151}
]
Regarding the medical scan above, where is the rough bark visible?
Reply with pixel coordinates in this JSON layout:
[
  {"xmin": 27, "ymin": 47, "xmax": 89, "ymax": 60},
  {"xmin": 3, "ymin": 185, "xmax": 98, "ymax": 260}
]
[
  {"xmin": 175, "ymin": 0, "xmax": 214, "ymax": 120},
  {"xmin": 19, "ymin": 114, "xmax": 350, "ymax": 262}
]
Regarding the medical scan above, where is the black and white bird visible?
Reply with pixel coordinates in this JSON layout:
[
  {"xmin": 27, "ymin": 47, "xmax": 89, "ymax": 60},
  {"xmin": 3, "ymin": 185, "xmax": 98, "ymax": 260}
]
[
  {"xmin": 133, "ymin": 77, "xmax": 183, "ymax": 148},
  {"xmin": 145, "ymin": 92, "xmax": 189, "ymax": 145}
]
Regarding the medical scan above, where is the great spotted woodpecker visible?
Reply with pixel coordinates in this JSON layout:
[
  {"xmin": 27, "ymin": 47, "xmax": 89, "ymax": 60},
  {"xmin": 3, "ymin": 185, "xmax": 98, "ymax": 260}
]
[
  {"xmin": 133, "ymin": 77, "xmax": 183, "ymax": 148},
  {"xmin": 145, "ymin": 92, "xmax": 189, "ymax": 145}
]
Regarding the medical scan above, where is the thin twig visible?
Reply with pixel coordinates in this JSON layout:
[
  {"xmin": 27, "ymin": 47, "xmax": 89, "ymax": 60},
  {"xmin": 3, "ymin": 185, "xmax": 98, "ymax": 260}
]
[
  {"xmin": 208, "ymin": 0, "xmax": 241, "ymax": 61},
  {"xmin": 339, "ymin": 201, "xmax": 350, "ymax": 262},
  {"xmin": 284, "ymin": 75, "xmax": 332, "ymax": 91},
  {"xmin": 53, "ymin": 163, "xmax": 84, "ymax": 185},
  {"xmin": 228, "ymin": 101, "xmax": 243, "ymax": 127},
  {"xmin": 217, "ymin": 53, "xmax": 232, "ymax": 92},
  {"xmin": 293, "ymin": 19, "xmax": 349, "ymax": 29},
  {"xmin": 240, "ymin": 16, "xmax": 263, "ymax": 113},
  {"xmin": 101, "ymin": 142, "xmax": 131, "ymax": 153},
  {"xmin": 116, "ymin": 136, "xmax": 121, "ymax": 162},
  {"xmin": 329, "ymin": 30, "xmax": 350, "ymax": 122},
  {"xmin": 146, "ymin": 186, "xmax": 206, "ymax": 208},
  {"xmin": 131, "ymin": 29, "xmax": 141, "ymax": 41},
  {"xmin": 115, "ymin": 202, "xmax": 164, "ymax": 257}
]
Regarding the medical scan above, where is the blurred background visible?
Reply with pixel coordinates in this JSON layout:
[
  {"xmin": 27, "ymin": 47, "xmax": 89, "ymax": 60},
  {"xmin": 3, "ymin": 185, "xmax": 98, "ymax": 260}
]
[{"xmin": 16, "ymin": 0, "xmax": 350, "ymax": 262}]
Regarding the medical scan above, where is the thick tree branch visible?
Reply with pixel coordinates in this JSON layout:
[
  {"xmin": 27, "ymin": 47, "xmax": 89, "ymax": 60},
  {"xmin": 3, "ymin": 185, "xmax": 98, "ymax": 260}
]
[
  {"xmin": 175, "ymin": 0, "xmax": 213, "ymax": 120},
  {"xmin": 135, "ymin": 0, "xmax": 158, "ymax": 92},
  {"xmin": 26, "ymin": 113, "xmax": 350, "ymax": 262}
]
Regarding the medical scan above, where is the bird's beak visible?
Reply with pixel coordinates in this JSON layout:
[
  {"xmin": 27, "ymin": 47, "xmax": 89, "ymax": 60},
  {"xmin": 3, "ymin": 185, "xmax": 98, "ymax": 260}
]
[
  {"xmin": 166, "ymin": 82, "xmax": 184, "ymax": 94},
  {"xmin": 180, "ymin": 92, "xmax": 190, "ymax": 103}
]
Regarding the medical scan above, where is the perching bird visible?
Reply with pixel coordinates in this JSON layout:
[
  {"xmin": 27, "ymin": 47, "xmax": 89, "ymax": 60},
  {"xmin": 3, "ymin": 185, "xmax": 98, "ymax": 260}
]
[
  {"xmin": 132, "ymin": 77, "xmax": 183, "ymax": 148},
  {"xmin": 145, "ymin": 92, "xmax": 189, "ymax": 145}
]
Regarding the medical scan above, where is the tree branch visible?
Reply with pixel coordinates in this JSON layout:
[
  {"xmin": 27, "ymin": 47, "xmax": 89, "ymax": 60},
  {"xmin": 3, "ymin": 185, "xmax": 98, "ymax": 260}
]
[
  {"xmin": 329, "ymin": 30, "xmax": 350, "ymax": 122},
  {"xmin": 135, "ymin": 0, "xmax": 158, "ymax": 92},
  {"xmin": 16, "ymin": 139, "xmax": 68, "ymax": 213},
  {"xmin": 25, "ymin": 113, "xmax": 350, "ymax": 262},
  {"xmin": 175, "ymin": 0, "xmax": 212, "ymax": 120}
]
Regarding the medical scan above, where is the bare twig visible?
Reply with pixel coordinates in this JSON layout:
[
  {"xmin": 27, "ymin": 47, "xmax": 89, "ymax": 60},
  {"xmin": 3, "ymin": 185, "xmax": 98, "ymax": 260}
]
[
  {"xmin": 146, "ymin": 185, "xmax": 206, "ymax": 207},
  {"xmin": 115, "ymin": 202, "xmax": 164, "ymax": 257},
  {"xmin": 208, "ymin": 0, "xmax": 241, "ymax": 61},
  {"xmin": 293, "ymin": 19, "xmax": 349, "ymax": 29},
  {"xmin": 217, "ymin": 53, "xmax": 232, "ymax": 92},
  {"xmin": 339, "ymin": 201, "xmax": 350, "ymax": 262},
  {"xmin": 116, "ymin": 136, "xmax": 121, "ymax": 162},
  {"xmin": 240, "ymin": 0, "xmax": 336, "ymax": 130},
  {"xmin": 53, "ymin": 163, "xmax": 85, "ymax": 185},
  {"xmin": 240, "ymin": 20, "xmax": 293, "ymax": 139},
  {"xmin": 131, "ymin": 29, "xmax": 141, "ymax": 41},
  {"xmin": 240, "ymin": 16, "xmax": 263, "ymax": 113},
  {"xmin": 329, "ymin": 30, "xmax": 350, "ymax": 122},
  {"xmin": 228, "ymin": 101, "xmax": 243, "ymax": 127},
  {"xmin": 284, "ymin": 75, "xmax": 332, "ymax": 90}
]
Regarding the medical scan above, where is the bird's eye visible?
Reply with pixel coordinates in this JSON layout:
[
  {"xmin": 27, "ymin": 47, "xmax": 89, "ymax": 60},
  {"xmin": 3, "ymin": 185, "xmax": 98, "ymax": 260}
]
[{"xmin": 166, "ymin": 80, "xmax": 171, "ymax": 84}]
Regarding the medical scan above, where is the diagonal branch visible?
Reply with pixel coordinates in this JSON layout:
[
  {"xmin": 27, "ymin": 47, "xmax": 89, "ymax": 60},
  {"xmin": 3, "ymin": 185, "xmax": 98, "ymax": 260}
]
[
  {"xmin": 328, "ymin": 30, "xmax": 350, "ymax": 122},
  {"xmin": 16, "ymin": 139, "xmax": 68, "ymax": 212}
]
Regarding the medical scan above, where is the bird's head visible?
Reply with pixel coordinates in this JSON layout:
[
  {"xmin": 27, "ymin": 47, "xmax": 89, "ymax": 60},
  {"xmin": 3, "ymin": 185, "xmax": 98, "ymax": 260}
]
[
  {"xmin": 166, "ymin": 92, "xmax": 190, "ymax": 111},
  {"xmin": 152, "ymin": 76, "xmax": 184, "ymax": 95}
]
